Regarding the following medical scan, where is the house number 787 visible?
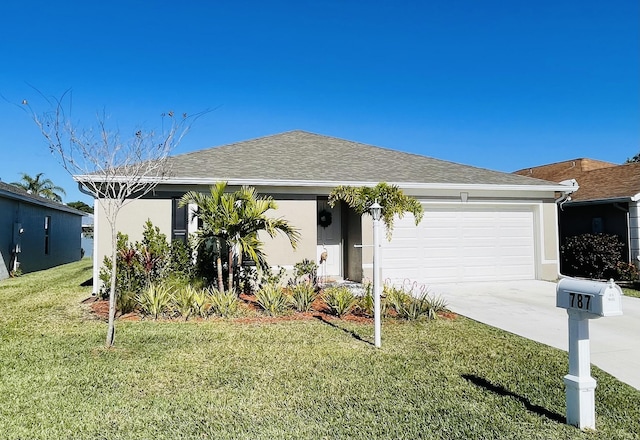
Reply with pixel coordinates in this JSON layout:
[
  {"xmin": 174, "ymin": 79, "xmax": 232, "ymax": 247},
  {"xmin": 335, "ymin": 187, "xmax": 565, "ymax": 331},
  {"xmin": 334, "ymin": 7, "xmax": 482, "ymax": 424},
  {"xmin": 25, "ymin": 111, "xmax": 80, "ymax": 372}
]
[{"xmin": 569, "ymin": 292, "xmax": 592, "ymax": 311}]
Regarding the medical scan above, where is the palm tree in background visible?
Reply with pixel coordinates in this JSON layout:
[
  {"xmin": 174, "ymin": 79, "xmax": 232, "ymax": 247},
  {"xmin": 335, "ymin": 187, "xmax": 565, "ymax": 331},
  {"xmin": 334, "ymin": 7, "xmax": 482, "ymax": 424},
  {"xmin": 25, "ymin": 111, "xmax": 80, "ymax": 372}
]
[{"xmin": 11, "ymin": 172, "xmax": 66, "ymax": 202}]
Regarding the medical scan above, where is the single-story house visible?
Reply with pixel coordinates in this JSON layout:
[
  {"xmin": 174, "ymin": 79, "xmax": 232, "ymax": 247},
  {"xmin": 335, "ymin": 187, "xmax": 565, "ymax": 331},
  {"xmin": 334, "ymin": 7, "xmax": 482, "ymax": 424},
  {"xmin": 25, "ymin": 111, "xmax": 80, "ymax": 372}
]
[
  {"xmin": 84, "ymin": 131, "xmax": 573, "ymax": 290},
  {"xmin": 514, "ymin": 158, "xmax": 640, "ymax": 268},
  {"xmin": 0, "ymin": 180, "xmax": 84, "ymax": 280}
]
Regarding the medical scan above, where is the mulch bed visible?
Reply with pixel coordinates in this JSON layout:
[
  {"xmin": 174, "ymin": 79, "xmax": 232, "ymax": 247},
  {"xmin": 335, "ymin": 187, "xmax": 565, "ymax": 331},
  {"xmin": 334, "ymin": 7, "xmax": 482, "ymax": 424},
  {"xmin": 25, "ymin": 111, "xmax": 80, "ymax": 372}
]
[{"xmin": 83, "ymin": 293, "xmax": 456, "ymax": 324}]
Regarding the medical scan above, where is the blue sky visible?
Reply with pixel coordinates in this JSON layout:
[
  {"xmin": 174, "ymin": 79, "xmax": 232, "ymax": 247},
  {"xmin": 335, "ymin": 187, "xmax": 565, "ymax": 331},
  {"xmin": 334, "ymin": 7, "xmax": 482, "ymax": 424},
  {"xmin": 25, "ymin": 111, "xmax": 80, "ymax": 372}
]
[{"xmin": 1, "ymin": 0, "xmax": 638, "ymax": 204}]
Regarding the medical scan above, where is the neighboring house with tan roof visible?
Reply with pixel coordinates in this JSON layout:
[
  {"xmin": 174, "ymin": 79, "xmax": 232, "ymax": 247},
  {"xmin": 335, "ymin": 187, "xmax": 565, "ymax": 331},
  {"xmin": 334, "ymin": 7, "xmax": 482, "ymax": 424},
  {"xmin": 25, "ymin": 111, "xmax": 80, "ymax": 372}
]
[
  {"xmin": 83, "ymin": 130, "xmax": 572, "ymax": 289},
  {"xmin": 514, "ymin": 159, "xmax": 640, "ymax": 271},
  {"xmin": 0, "ymin": 181, "xmax": 83, "ymax": 280}
]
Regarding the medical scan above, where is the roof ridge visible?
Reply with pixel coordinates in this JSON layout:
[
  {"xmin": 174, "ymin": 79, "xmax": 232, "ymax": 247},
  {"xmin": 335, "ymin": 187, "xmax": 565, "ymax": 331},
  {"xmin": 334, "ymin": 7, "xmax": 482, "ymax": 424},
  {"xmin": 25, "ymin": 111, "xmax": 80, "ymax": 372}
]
[{"xmin": 513, "ymin": 157, "xmax": 618, "ymax": 174}]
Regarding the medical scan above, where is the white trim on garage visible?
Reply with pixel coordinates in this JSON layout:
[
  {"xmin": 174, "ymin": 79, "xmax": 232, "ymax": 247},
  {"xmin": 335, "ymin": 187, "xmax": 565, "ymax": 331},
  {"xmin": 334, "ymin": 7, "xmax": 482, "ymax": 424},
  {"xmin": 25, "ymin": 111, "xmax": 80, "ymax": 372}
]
[{"xmin": 381, "ymin": 202, "xmax": 539, "ymax": 284}]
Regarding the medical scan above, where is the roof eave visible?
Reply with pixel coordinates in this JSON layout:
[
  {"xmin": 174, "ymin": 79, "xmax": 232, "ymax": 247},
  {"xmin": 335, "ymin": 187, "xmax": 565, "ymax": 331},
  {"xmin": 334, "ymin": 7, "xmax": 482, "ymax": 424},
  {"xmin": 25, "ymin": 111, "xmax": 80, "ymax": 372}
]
[
  {"xmin": 74, "ymin": 175, "xmax": 573, "ymax": 193},
  {"xmin": 0, "ymin": 189, "xmax": 84, "ymax": 216},
  {"xmin": 567, "ymin": 196, "xmax": 635, "ymax": 206},
  {"xmin": 147, "ymin": 177, "xmax": 571, "ymax": 193}
]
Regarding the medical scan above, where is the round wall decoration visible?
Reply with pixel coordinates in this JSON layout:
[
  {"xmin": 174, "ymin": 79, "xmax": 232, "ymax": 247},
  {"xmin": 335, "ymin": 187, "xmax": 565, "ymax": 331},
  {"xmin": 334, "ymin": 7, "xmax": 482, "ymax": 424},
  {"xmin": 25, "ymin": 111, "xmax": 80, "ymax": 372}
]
[{"xmin": 318, "ymin": 209, "xmax": 332, "ymax": 228}]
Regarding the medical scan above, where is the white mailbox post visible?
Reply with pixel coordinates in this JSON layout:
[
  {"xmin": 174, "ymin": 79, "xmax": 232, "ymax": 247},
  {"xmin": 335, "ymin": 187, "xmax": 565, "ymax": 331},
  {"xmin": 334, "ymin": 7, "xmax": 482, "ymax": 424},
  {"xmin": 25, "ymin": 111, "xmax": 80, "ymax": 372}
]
[{"xmin": 556, "ymin": 278, "xmax": 623, "ymax": 430}]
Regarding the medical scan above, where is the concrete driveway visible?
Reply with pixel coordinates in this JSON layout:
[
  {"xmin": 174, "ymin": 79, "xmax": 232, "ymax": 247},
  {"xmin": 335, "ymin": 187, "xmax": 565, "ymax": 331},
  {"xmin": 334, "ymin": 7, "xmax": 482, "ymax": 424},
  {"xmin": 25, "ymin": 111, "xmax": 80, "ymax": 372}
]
[{"xmin": 429, "ymin": 280, "xmax": 640, "ymax": 391}]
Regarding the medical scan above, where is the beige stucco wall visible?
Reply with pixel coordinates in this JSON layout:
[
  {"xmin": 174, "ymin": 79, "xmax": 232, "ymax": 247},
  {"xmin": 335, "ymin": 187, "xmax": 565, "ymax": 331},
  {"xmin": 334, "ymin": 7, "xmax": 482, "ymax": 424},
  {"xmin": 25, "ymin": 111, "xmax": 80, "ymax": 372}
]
[
  {"xmin": 260, "ymin": 198, "xmax": 317, "ymax": 268},
  {"xmin": 96, "ymin": 198, "xmax": 172, "ymax": 266},
  {"xmin": 539, "ymin": 201, "xmax": 560, "ymax": 281},
  {"xmin": 96, "ymin": 196, "xmax": 316, "ymax": 275}
]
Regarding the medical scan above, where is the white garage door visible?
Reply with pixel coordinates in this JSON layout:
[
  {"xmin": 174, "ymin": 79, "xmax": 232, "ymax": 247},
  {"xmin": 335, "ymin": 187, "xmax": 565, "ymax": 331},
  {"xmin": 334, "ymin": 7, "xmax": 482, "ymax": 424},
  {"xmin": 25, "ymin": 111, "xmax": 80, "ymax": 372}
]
[{"xmin": 382, "ymin": 205, "xmax": 536, "ymax": 284}]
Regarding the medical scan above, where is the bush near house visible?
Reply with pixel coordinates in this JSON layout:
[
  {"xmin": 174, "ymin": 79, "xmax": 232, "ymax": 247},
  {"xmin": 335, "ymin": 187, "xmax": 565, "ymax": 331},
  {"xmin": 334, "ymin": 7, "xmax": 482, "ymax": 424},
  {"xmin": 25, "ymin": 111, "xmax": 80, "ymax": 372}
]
[
  {"xmin": 99, "ymin": 220, "xmax": 197, "ymax": 308},
  {"xmin": 616, "ymin": 261, "xmax": 640, "ymax": 282},
  {"xmin": 561, "ymin": 233, "xmax": 626, "ymax": 280}
]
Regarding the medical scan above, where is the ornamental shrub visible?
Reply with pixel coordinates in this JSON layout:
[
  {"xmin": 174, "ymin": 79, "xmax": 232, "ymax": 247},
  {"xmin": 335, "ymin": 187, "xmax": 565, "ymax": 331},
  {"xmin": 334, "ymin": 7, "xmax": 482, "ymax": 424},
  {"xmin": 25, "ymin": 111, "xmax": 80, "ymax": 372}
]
[
  {"xmin": 288, "ymin": 282, "xmax": 318, "ymax": 312},
  {"xmin": 99, "ymin": 220, "xmax": 198, "ymax": 299},
  {"xmin": 561, "ymin": 233, "xmax": 625, "ymax": 279},
  {"xmin": 208, "ymin": 287, "xmax": 239, "ymax": 317},
  {"xmin": 293, "ymin": 258, "xmax": 318, "ymax": 286},
  {"xmin": 255, "ymin": 283, "xmax": 289, "ymax": 316},
  {"xmin": 383, "ymin": 282, "xmax": 447, "ymax": 321},
  {"xmin": 137, "ymin": 283, "xmax": 172, "ymax": 320},
  {"xmin": 323, "ymin": 286, "xmax": 357, "ymax": 317},
  {"xmin": 616, "ymin": 261, "xmax": 640, "ymax": 282}
]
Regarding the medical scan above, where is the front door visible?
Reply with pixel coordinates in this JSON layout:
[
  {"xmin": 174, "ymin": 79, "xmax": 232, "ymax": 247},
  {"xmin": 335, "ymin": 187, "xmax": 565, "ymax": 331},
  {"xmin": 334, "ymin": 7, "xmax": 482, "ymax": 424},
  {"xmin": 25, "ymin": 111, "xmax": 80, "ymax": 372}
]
[{"xmin": 317, "ymin": 199, "xmax": 342, "ymax": 281}]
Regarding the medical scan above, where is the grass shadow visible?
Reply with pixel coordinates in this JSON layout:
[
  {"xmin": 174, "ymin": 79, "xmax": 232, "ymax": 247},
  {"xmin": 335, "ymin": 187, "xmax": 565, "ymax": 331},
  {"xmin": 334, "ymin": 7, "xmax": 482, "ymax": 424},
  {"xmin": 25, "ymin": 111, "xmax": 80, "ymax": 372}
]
[
  {"xmin": 80, "ymin": 277, "xmax": 93, "ymax": 287},
  {"xmin": 313, "ymin": 315, "xmax": 374, "ymax": 347},
  {"xmin": 462, "ymin": 374, "xmax": 565, "ymax": 424}
]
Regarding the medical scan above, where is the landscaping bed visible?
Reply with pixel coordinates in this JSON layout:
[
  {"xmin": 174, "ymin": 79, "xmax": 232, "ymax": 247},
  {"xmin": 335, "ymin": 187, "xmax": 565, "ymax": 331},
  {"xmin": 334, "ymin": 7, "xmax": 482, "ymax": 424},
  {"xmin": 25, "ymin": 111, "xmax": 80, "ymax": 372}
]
[{"xmin": 85, "ymin": 291, "xmax": 457, "ymax": 324}]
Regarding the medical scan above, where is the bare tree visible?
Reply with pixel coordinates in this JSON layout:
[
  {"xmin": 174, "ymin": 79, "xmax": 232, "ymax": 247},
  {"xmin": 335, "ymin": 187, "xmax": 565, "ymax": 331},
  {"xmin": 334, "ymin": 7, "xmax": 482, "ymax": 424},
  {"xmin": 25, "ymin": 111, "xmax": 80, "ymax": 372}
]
[{"xmin": 24, "ymin": 91, "xmax": 202, "ymax": 347}]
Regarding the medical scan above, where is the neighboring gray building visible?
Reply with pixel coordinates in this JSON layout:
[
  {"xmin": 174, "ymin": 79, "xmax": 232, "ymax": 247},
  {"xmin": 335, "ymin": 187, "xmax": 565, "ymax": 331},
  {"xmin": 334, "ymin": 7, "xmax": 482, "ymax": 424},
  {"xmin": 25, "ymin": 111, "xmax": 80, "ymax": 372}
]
[{"xmin": 0, "ymin": 181, "xmax": 84, "ymax": 280}]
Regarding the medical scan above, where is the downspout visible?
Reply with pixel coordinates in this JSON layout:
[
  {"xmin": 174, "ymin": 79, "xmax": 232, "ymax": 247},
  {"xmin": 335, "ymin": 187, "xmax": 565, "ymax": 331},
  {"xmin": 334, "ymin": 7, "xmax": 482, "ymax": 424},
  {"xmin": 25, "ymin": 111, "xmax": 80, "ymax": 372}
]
[
  {"xmin": 556, "ymin": 179, "xmax": 579, "ymax": 278},
  {"xmin": 630, "ymin": 193, "xmax": 640, "ymax": 266},
  {"xmin": 78, "ymin": 183, "xmax": 99, "ymax": 295},
  {"xmin": 613, "ymin": 202, "xmax": 631, "ymax": 263}
]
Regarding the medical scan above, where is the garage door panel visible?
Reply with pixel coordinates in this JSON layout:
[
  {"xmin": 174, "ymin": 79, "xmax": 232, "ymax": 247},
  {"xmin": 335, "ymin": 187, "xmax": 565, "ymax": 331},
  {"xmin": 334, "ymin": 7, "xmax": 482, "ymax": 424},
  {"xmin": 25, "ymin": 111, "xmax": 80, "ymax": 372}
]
[
  {"xmin": 422, "ymin": 248, "xmax": 458, "ymax": 259},
  {"xmin": 424, "ymin": 227, "xmax": 457, "ymax": 239},
  {"xmin": 499, "ymin": 249, "xmax": 534, "ymax": 259},
  {"xmin": 382, "ymin": 205, "xmax": 536, "ymax": 284},
  {"xmin": 391, "ymin": 228, "xmax": 419, "ymax": 240},
  {"xmin": 423, "ymin": 257, "xmax": 459, "ymax": 267},
  {"xmin": 421, "ymin": 269, "xmax": 460, "ymax": 283}
]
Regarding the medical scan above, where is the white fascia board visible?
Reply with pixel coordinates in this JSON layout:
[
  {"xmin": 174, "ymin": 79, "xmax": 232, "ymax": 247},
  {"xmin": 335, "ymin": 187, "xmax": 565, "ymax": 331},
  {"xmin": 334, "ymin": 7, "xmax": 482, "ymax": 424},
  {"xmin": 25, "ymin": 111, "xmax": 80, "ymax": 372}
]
[
  {"xmin": 632, "ymin": 193, "xmax": 640, "ymax": 202},
  {"xmin": 73, "ymin": 175, "xmax": 573, "ymax": 194}
]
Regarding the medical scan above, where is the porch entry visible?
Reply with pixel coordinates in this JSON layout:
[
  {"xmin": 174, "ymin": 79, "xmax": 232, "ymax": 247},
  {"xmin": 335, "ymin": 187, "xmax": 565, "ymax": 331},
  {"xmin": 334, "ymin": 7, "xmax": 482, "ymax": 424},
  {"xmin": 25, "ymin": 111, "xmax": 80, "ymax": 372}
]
[{"xmin": 317, "ymin": 198, "xmax": 342, "ymax": 281}]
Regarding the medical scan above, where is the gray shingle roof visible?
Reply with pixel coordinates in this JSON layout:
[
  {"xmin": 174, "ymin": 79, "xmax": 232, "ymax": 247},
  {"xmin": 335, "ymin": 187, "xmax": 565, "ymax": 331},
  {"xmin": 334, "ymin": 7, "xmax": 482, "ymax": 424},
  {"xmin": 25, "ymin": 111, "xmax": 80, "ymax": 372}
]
[{"xmin": 167, "ymin": 130, "xmax": 554, "ymax": 186}]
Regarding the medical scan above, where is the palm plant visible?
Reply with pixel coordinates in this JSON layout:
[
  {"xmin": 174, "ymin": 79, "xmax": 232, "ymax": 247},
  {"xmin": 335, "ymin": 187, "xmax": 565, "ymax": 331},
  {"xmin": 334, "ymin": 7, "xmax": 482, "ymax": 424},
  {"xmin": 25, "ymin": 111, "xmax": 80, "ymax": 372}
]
[
  {"xmin": 11, "ymin": 172, "xmax": 67, "ymax": 202},
  {"xmin": 328, "ymin": 182, "xmax": 423, "ymax": 239},
  {"xmin": 224, "ymin": 185, "xmax": 300, "ymax": 292},
  {"xmin": 180, "ymin": 182, "xmax": 300, "ymax": 293},
  {"xmin": 180, "ymin": 182, "xmax": 229, "ymax": 292}
]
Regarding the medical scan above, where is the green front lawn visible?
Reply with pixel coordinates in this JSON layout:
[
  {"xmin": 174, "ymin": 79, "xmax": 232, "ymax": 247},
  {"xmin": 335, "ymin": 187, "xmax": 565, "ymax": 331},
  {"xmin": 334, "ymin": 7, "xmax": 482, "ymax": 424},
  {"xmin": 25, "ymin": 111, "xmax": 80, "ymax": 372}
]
[
  {"xmin": 1, "ymin": 261, "xmax": 638, "ymax": 439},
  {"xmin": 622, "ymin": 287, "xmax": 640, "ymax": 299}
]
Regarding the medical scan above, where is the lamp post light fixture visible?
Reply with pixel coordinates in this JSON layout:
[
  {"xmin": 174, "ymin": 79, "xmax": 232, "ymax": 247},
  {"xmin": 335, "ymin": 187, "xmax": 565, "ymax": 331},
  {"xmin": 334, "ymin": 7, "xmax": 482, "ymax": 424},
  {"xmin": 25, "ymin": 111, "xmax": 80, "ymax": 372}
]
[{"xmin": 369, "ymin": 201, "xmax": 382, "ymax": 348}]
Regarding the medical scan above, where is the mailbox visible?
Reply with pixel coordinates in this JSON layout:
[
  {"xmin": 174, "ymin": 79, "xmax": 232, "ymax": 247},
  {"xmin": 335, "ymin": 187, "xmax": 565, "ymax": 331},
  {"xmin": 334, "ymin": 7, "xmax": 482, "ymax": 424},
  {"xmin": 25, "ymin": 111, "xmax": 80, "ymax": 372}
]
[{"xmin": 556, "ymin": 278, "xmax": 623, "ymax": 317}]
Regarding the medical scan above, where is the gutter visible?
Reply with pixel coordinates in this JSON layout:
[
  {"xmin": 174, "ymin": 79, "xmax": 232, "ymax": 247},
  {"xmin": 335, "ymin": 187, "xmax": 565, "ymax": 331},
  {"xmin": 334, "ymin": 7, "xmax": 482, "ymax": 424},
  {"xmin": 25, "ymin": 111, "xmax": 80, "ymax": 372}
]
[
  {"xmin": 561, "ymin": 196, "xmax": 635, "ymax": 207},
  {"xmin": 555, "ymin": 179, "xmax": 579, "ymax": 210},
  {"xmin": 73, "ymin": 175, "xmax": 573, "ymax": 194},
  {"xmin": 77, "ymin": 182, "xmax": 95, "ymax": 198},
  {"xmin": 555, "ymin": 179, "xmax": 580, "ymax": 279}
]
